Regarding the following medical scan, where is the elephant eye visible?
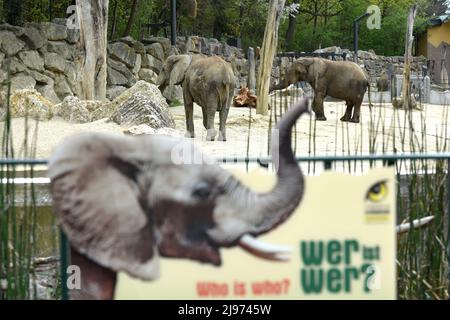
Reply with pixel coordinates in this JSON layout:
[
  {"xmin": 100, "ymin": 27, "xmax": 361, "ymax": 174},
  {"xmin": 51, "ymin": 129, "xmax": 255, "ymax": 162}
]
[
  {"xmin": 192, "ymin": 181, "xmax": 211, "ymax": 199},
  {"xmin": 366, "ymin": 180, "xmax": 388, "ymax": 203}
]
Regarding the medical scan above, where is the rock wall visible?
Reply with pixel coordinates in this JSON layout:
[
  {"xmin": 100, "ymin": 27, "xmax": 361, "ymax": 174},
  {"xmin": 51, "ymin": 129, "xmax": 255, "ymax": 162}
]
[
  {"xmin": 0, "ymin": 20, "xmax": 432, "ymax": 107},
  {"xmin": 0, "ymin": 20, "xmax": 249, "ymax": 105},
  {"xmin": 272, "ymin": 46, "xmax": 428, "ymax": 89}
]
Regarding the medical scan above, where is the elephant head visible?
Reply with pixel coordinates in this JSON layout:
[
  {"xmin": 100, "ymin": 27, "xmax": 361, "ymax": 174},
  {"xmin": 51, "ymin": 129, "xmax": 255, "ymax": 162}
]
[
  {"xmin": 157, "ymin": 54, "xmax": 193, "ymax": 93},
  {"xmin": 48, "ymin": 98, "xmax": 309, "ymax": 299},
  {"xmin": 270, "ymin": 58, "xmax": 325, "ymax": 92}
]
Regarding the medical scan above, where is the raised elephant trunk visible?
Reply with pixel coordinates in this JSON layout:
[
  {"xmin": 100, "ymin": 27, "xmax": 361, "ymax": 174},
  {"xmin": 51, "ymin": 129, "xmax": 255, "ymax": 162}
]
[
  {"xmin": 252, "ymin": 98, "xmax": 307, "ymax": 233},
  {"xmin": 207, "ymin": 98, "xmax": 309, "ymax": 258}
]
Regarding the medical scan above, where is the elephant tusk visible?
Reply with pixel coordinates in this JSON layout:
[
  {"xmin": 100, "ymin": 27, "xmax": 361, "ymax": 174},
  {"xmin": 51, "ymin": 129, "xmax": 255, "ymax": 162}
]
[
  {"xmin": 239, "ymin": 234, "xmax": 292, "ymax": 262},
  {"xmin": 396, "ymin": 216, "xmax": 435, "ymax": 234}
]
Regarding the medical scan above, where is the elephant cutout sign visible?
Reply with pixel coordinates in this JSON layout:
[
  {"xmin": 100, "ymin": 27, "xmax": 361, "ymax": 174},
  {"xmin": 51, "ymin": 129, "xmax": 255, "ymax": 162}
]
[
  {"xmin": 116, "ymin": 167, "xmax": 396, "ymax": 300},
  {"xmin": 49, "ymin": 98, "xmax": 309, "ymax": 300}
]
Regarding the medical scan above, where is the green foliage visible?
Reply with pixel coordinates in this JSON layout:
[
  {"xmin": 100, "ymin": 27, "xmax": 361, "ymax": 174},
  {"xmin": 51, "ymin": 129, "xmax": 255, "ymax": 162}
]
[
  {"xmin": 279, "ymin": 0, "xmax": 435, "ymax": 56},
  {"xmin": 0, "ymin": 0, "xmax": 446, "ymax": 56}
]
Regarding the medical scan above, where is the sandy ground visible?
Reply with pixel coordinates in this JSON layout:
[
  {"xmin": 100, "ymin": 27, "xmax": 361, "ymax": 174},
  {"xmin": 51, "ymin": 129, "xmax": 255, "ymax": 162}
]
[{"xmin": 3, "ymin": 100, "xmax": 450, "ymax": 173}]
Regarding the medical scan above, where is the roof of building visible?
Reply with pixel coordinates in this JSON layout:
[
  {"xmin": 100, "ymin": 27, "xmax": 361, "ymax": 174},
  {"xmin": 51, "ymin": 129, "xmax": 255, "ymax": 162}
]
[{"xmin": 428, "ymin": 14, "xmax": 450, "ymax": 27}]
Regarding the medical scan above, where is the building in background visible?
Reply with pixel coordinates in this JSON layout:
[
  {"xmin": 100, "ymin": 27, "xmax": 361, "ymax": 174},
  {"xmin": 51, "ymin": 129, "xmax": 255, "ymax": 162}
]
[{"xmin": 417, "ymin": 15, "xmax": 450, "ymax": 88}]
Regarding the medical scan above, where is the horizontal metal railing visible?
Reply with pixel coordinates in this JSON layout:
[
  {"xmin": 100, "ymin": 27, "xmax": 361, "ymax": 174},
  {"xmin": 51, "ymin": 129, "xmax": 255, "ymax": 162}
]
[
  {"xmin": 3, "ymin": 153, "xmax": 450, "ymax": 166},
  {"xmin": 2, "ymin": 153, "xmax": 450, "ymax": 300}
]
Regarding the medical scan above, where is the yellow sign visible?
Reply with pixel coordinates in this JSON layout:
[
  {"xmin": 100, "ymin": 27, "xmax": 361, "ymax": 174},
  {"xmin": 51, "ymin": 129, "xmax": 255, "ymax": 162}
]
[{"xmin": 116, "ymin": 168, "xmax": 396, "ymax": 300}]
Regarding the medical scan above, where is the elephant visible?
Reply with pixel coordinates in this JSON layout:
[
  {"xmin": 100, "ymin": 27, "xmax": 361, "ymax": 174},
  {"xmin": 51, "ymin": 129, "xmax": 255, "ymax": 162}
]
[
  {"xmin": 48, "ymin": 97, "xmax": 310, "ymax": 300},
  {"xmin": 377, "ymin": 72, "xmax": 390, "ymax": 92},
  {"xmin": 158, "ymin": 54, "xmax": 236, "ymax": 141},
  {"xmin": 270, "ymin": 57, "xmax": 370, "ymax": 123}
]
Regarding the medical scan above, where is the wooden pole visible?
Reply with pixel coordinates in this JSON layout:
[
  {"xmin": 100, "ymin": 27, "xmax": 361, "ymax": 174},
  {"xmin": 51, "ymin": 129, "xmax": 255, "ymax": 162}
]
[
  {"xmin": 401, "ymin": 5, "xmax": 418, "ymax": 110},
  {"xmin": 247, "ymin": 47, "xmax": 256, "ymax": 93},
  {"xmin": 76, "ymin": 0, "xmax": 109, "ymax": 101},
  {"xmin": 256, "ymin": 0, "xmax": 286, "ymax": 115}
]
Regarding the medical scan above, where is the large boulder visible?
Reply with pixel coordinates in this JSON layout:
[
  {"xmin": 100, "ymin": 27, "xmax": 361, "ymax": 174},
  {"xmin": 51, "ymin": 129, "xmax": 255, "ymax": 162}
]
[
  {"xmin": 18, "ymin": 51, "xmax": 45, "ymax": 72},
  {"xmin": 21, "ymin": 26, "xmax": 46, "ymax": 50},
  {"xmin": 67, "ymin": 27, "xmax": 80, "ymax": 44},
  {"xmin": 108, "ymin": 58, "xmax": 135, "ymax": 86},
  {"xmin": 47, "ymin": 41, "xmax": 74, "ymax": 60},
  {"xmin": 108, "ymin": 42, "xmax": 137, "ymax": 68},
  {"xmin": 0, "ymin": 31, "xmax": 25, "ymax": 56},
  {"xmin": 63, "ymin": 62, "xmax": 79, "ymax": 95},
  {"xmin": 36, "ymin": 84, "xmax": 60, "ymax": 104},
  {"xmin": 0, "ymin": 89, "xmax": 53, "ymax": 121},
  {"xmin": 145, "ymin": 43, "xmax": 165, "ymax": 61},
  {"xmin": 120, "ymin": 36, "xmax": 145, "ymax": 54},
  {"xmin": 41, "ymin": 22, "xmax": 68, "ymax": 41},
  {"xmin": 138, "ymin": 68, "xmax": 158, "ymax": 84},
  {"xmin": 163, "ymin": 85, "xmax": 183, "ymax": 103},
  {"xmin": 106, "ymin": 86, "xmax": 127, "ymax": 101},
  {"xmin": 28, "ymin": 70, "xmax": 54, "ymax": 85},
  {"xmin": 0, "ymin": 24, "xmax": 24, "ymax": 37},
  {"xmin": 107, "ymin": 67, "xmax": 129, "ymax": 86},
  {"xmin": 132, "ymin": 54, "xmax": 142, "ymax": 74},
  {"xmin": 141, "ymin": 54, "xmax": 163, "ymax": 73},
  {"xmin": 54, "ymin": 75, "xmax": 73, "ymax": 100},
  {"xmin": 8, "ymin": 57, "xmax": 27, "ymax": 74},
  {"xmin": 110, "ymin": 81, "xmax": 175, "ymax": 129},
  {"xmin": 44, "ymin": 52, "xmax": 67, "ymax": 73},
  {"xmin": 124, "ymin": 125, "xmax": 182, "ymax": 137},
  {"xmin": 0, "ymin": 69, "xmax": 7, "ymax": 85},
  {"xmin": 53, "ymin": 96, "xmax": 104, "ymax": 123},
  {"xmin": 9, "ymin": 74, "xmax": 36, "ymax": 92},
  {"xmin": 141, "ymin": 37, "xmax": 171, "ymax": 53}
]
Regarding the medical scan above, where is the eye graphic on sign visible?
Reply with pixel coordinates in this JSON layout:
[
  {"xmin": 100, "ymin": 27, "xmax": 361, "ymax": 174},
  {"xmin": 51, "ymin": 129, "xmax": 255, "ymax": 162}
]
[{"xmin": 366, "ymin": 180, "xmax": 388, "ymax": 203}]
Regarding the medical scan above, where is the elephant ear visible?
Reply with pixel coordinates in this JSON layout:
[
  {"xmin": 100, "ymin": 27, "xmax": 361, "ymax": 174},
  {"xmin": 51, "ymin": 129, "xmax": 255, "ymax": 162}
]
[
  {"xmin": 299, "ymin": 58, "xmax": 315, "ymax": 67},
  {"xmin": 166, "ymin": 54, "xmax": 192, "ymax": 86},
  {"xmin": 48, "ymin": 134, "xmax": 160, "ymax": 281},
  {"xmin": 298, "ymin": 58, "xmax": 326, "ymax": 82}
]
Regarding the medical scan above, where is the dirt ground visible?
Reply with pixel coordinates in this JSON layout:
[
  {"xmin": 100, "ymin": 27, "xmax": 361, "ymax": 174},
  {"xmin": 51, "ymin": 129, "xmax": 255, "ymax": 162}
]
[{"xmin": 4, "ymin": 101, "xmax": 450, "ymax": 172}]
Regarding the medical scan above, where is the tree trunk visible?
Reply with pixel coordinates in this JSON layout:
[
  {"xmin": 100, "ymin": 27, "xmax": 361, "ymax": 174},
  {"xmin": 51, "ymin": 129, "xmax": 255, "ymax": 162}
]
[
  {"xmin": 285, "ymin": 7, "xmax": 298, "ymax": 51},
  {"xmin": 401, "ymin": 5, "xmax": 418, "ymax": 110},
  {"xmin": 212, "ymin": 1, "xmax": 226, "ymax": 40},
  {"xmin": 76, "ymin": 0, "xmax": 109, "ymax": 101},
  {"xmin": 256, "ymin": 0, "xmax": 286, "ymax": 115},
  {"xmin": 123, "ymin": 0, "xmax": 140, "ymax": 37}
]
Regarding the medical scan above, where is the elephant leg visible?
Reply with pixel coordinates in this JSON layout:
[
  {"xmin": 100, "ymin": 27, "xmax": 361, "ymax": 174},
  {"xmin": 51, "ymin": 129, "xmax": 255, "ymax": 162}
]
[
  {"xmin": 313, "ymin": 94, "xmax": 327, "ymax": 121},
  {"xmin": 184, "ymin": 95, "xmax": 195, "ymax": 138},
  {"xmin": 350, "ymin": 99, "xmax": 362, "ymax": 123},
  {"xmin": 340, "ymin": 102, "xmax": 353, "ymax": 122},
  {"xmin": 218, "ymin": 107, "xmax": 230, "ymax": 141},
  {"xmin": 205, "ymin": 107, "xmax": 218, "ymax": 141},
  {"xmin": 202, "ymin": 107, "xmax": 208, "ymax": 129}
]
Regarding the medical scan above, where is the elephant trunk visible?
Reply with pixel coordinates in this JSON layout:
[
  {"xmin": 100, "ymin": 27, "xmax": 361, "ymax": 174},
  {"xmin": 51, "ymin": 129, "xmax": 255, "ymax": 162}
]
[
  {"xmin": 157, "ymin": 73, "xmax": 168, "ymax": 94},
  {"xmin": 269, "ymin": 78, "xmax": 290, "ymax": 93},
  {"xmin": 245, "ymin": 97, "xmax": 308, "ymax": 235},
  {"xmin": 208, "ymin": 98, "xmax": 309, "ymax": 252}
]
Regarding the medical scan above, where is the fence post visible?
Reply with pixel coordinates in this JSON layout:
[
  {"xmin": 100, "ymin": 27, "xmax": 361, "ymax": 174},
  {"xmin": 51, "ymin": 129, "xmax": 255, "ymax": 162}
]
[
  {"xmin": 446, "ymin": 159, "xmax": 450, "ymax": 295},
  {"xmin": 248, "ymin": 47, "xmax": 256, "ymax": 93},
  {"xmin": 60, "ymin": 230, "xmax": 70, "ymax": 300}
]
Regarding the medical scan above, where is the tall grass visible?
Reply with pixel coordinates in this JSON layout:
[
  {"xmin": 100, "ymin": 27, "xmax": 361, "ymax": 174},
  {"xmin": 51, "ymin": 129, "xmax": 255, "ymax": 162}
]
[
  {"xmin": 268, "ymin": 76, "xmax": 450, "ymax": 299},
  {"xmin": 0, "ymin": 65, "xmax": 60, "ymax": 300},
  {"xmin": 0, "ymin": 54, "xmax": 448, "ymax": 299}
]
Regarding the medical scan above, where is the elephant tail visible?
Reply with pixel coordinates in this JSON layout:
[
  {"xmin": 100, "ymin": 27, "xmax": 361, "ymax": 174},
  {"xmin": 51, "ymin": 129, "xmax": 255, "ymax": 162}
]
[
  {"xmin": 367, "ymin": 81, "xmax": 373, "ymax": 110},
  {"xmin": 218, "ymin": 81, "xmax": 233, "ymax": 111}
]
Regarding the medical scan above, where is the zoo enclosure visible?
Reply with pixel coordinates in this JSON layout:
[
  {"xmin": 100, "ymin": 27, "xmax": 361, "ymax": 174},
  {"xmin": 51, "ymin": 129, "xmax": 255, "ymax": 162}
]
[{"xmin": 1, "ymin": 154, "xmax": 450, "ymax": 300}]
